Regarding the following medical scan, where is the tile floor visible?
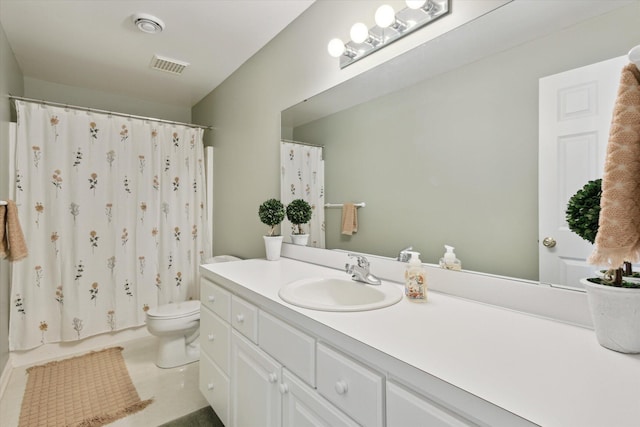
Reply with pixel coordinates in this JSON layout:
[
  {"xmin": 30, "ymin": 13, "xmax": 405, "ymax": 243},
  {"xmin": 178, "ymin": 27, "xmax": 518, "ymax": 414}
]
[{"xmin": 0, "ymin": 336, "xmax": 209, "ymax": 427}]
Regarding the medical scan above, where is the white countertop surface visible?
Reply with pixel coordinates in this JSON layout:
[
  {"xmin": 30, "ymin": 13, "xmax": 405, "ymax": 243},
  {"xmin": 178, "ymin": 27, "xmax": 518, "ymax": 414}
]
[{"xmin": 201, "ymin": 257, "xmax": 640, "ymax": 427}]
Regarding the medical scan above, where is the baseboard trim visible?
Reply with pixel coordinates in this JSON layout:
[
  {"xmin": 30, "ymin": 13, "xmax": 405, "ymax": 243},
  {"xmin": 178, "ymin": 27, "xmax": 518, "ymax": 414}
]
[
  {"xmin": 9, "ymin": 326, "xmax": 151, "ymax": 368},
  {"xmin": 0, "ymin": 358, "xmax": 13, "ymax": 402}
]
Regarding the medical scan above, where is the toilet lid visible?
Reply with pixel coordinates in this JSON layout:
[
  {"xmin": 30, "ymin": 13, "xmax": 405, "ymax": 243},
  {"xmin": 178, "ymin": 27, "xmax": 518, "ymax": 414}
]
[{"xmin": 147, "ymin": 300, "xmax": 200, "ymax": 319}]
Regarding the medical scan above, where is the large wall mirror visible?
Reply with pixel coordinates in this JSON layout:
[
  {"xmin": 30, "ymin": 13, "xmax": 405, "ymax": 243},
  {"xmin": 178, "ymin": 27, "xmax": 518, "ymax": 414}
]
[{"xmin": 281, "ymin": 0, "xmax": 639, "ymax": 286}]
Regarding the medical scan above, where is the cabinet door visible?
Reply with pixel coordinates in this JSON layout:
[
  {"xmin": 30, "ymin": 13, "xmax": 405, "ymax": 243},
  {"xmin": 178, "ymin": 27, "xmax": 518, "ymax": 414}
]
[
  {"xmin": 281, "ymin": 369, "xmax": 359, "ymax": 427},
  {"xmin": 231, "ymin": 330, "xmax": 282, "ymax": 427},
  {"xmin": 387, "ymin": 381, "xmax": 472, "ymax": 427}
]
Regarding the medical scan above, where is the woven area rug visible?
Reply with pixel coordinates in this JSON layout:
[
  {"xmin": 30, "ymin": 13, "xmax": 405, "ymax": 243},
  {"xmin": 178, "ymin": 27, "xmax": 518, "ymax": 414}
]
[{"xmin": 18, "ymin": 346, "xmax": 153, "ymax": 427}]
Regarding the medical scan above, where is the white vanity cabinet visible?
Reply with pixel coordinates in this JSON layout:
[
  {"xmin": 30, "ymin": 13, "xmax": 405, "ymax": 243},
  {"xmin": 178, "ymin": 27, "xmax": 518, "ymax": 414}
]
[
  {"xmin": 201, "ymin": 277, "xmax": 362, "ymax": 427},
  {"xmin": 199, "ymin": 277, "xmax": 232, "ymax": 426},
  {"xmin": 200, "ymin": 269, "xmax": 536, "ymax": 427}
]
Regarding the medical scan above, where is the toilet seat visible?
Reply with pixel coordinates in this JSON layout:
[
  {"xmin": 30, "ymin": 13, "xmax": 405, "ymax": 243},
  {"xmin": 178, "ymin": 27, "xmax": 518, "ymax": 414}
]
[{"xmin": 147, "ymin": 300, "xmax": 200, "ymax": 320}]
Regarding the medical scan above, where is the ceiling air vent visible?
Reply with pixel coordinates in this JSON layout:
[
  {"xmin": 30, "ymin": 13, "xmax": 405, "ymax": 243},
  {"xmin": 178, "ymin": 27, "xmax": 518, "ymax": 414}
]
[{"xmin": 150, "ymin": 55, "xmax": 189, "ymax": 75}]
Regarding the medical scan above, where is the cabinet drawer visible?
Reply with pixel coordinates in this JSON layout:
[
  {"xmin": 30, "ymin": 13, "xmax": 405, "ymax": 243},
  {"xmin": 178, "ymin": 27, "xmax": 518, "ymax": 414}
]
[
  {"xmin": 199, "ymin": 352, "xmax": 230, "ymax": 427},
  {"xmin": 231, "ymin": 295, "xmax": 258, "ymax": 344},
  {"xmin": 317, "ymin": 343, "xmax": 384, "ymax": 427},
  {"xmin": 282, "ymin": 369, "xmax": 359, "ymax": 427},
  {"xmin": 259, "ymin": 311, "xmax": 316, "ymax": 386},
  {"xmin": 200, "ymin": 306, "xmax": 230, "ymax": 374},
  {"xmin": 200, "ymin": 277, "xmax": 231, "ymax": 321},
  {"xmin": 387, "ymin": 380, "xmax": 472, "ymax": 427}
]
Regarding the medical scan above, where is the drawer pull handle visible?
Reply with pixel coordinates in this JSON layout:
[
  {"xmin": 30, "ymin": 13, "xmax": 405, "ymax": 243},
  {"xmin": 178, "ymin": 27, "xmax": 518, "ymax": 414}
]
[
  {"xmin": 207, "ymin": 295, "xmax": 215, "ymax": 302},
  {"xmin": 208, "ymin": 334, "xmax": 215, "ymax": 341},
  {"xmin": 207, "ymin": 383, "xmax": 214, "ymax": 391},
  {"xmin": 279, "ymin": 383, "xmax": 289, "ymax": 394},
  {"xmin": 236, "ymin": 313, "xmax": 245, "ymax": 323},
  {"xmin": 268, "ymin": 372, "xmax": 278, "ymax": 383},
  {"xmin": 335, "ymin": 380, "xmax": 348, "ymax": 395}
]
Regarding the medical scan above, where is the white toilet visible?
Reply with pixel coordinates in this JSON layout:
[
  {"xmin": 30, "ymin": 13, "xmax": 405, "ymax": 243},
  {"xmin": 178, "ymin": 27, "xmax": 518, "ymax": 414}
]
[
  {"xmin": 146, "ymin": 255, "xmax": 241, "ymax": 368},
  {"xmin": 146, "ymin": 300, "xmax": 201, "ymax": 368}
]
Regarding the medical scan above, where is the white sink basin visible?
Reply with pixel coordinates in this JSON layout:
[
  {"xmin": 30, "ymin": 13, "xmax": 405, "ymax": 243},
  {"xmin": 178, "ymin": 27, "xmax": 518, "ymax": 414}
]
[{"xmin": 278, "ymin": 276, "xmax": 403, "ymax": 312}]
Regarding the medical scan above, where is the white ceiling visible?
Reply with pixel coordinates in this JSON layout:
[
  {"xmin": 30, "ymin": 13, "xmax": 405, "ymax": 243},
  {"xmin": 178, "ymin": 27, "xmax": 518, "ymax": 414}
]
[{"xmin": 0, "ymin": 0, "xmax": 314, "ymax": 107}]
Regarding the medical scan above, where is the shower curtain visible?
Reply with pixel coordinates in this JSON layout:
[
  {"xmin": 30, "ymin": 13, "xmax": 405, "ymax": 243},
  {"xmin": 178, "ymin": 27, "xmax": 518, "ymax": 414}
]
[
  {"xmin": 9, "ymin": 100, "xmax": 211, "ymax": 351},
  {"xmin": 280, "ymin": 141, "xmax": 325, "ymax": 248}
]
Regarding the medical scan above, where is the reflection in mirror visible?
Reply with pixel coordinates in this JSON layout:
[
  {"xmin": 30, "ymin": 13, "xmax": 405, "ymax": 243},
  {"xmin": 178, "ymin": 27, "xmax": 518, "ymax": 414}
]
[{"xmin": 281, "ymin": 1, "xmax": 639, "ymax": 285}]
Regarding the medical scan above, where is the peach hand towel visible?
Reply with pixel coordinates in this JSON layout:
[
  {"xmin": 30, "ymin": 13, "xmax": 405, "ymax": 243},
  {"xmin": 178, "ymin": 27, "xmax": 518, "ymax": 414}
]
[
  {"xmin": 341, "ymin": 203, "xmax": 358, "ymax": 235},
  {"xmin": 0, "ymin": 200, "xmax": 28, "ymax": 262},
  {"xmin": 589, "ymin": 64, "xmax": 640, "ymax": 268}
]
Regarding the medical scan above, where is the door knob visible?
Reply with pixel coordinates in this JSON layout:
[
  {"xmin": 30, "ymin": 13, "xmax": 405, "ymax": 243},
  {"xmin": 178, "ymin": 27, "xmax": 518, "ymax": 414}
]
[{"xmin": 542, "ymin": 237, "xmax": 557, "ymax": 248}]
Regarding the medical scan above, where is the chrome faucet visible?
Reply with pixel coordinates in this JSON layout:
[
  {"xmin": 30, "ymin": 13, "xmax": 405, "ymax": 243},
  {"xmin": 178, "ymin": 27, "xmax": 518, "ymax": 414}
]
[
  {"xmin": 345, "ymin": 254, "xmax": 382, "ymax": 285},
  {"xmin": 397, "ymin": 246, "xmax": 413, "ymax": 262}
]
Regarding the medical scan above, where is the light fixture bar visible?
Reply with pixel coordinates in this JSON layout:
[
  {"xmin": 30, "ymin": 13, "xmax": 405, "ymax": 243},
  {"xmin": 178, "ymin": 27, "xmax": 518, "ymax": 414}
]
[{"xmin": 330, "ymin": 0, "xmax": 449, "ymax": 69}]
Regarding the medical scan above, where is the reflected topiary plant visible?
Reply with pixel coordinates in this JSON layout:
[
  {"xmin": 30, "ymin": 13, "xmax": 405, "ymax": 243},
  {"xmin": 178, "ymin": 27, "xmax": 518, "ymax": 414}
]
[
  {"xmin": 566, "ymin": 179, "xmax": 601, "ymax": 244},
  {"xmin": 286, "ymin": 199, "xmax": 312, "ymax": 235}
]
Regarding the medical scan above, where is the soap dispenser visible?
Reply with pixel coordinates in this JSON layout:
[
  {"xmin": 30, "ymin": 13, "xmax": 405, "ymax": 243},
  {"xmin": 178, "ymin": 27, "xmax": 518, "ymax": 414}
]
[
  {"xmin": 404, "ymin": 251, "xmax": 427, "ymax": 302},
  {"xmin": 439, "ymin": 245, "xmax": 461, "ymax": 271}
]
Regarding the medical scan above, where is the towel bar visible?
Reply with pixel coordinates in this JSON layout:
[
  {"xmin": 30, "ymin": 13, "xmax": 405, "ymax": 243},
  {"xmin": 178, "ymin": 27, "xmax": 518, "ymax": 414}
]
[{"xmin": 324, "ymin": 202, "xmax": 365, "ymax": 208}]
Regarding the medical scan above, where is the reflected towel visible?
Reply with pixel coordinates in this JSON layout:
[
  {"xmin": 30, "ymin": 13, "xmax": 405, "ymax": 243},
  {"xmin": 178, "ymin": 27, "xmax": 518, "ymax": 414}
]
[
  {"xmin": 589, "ymin": 63, "xmax": 640, "ymax": 267},
  {"xmin": 0, "ymin": 200, "xmax": 28, "ymax": 262},
  {"xmin": 341, "ymin": 203, "xmax": 358, "ymax": 235}
]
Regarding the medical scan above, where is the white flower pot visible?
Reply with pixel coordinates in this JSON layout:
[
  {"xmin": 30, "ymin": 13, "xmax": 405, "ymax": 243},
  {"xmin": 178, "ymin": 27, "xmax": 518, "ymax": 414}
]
[
  {"xmin": 263, "ymin": 235, "xmax": 283, "ymax": 261},
  {"xmin": 290, "ymin": 234, "xmax": 309, "ymax": 246},
  {"xmin": 581, "ymin": 278, "xmax": 640, "ymax": 353}
]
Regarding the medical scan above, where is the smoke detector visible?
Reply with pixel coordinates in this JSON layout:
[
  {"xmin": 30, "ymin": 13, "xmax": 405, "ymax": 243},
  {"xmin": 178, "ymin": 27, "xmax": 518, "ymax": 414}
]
[{"xmin": 132, "ymin": 13, "xmax": 165, "ymax": 34}]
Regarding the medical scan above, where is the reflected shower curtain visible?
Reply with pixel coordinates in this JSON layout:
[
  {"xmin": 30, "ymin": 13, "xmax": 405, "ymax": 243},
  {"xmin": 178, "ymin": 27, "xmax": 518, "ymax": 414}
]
[
  {"xmin": 280, "ymin": 141, "xmax": 325, "ymax": 248},
  {"xmin": 10, "ymin": 101, "xmax": 211, "ymax": 350}
]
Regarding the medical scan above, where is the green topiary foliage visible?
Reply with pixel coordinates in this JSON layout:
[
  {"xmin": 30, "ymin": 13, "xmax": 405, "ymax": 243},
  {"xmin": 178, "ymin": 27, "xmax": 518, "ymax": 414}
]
[
  {"xmin": 286, "ymin": 199, "xmax": 312, "ymax": 235},
  {"xmin": 259, "ymin": 199, "xmax": 285, "ymax": 236},
  {"xmin": 566, "ymin": 179, "xmax": 601, "ymax": 244}
]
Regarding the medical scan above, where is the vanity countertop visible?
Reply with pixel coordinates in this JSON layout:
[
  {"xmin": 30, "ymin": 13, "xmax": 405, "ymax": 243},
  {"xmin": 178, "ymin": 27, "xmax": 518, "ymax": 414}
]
[{"xmin": 200, "ymin": 257, "xmax": 640, "ymax": 427}]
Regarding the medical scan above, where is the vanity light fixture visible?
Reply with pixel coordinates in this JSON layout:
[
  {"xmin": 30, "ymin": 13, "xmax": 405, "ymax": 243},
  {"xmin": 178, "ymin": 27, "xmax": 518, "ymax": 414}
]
[{"xmin": 327, "ymin": 0, "xmax": 449, "ymax": 68}]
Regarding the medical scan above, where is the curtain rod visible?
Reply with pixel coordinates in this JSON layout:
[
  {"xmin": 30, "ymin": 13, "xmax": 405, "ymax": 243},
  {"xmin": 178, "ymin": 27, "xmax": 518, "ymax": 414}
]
[
  {"xmin": 281, "ymin": 139, "xmax": 324, "ymax": 148},
  {"xmin": 9, "ymin": 94, "xmax": 214, "ymax": 131}
]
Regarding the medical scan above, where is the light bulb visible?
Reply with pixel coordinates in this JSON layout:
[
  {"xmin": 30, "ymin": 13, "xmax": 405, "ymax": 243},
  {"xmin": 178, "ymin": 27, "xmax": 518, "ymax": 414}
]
[
  {"xmin": 327, "ymin": 38, "xmax": 346, "ymax": 58},
  {"xmin": 350, "ymin": 22, "xmax": 369, "ymax": 44},
  {"xmin": 375, "ymin": 4, "xmax": 395, "ymax": 28},
  {"xmin": 406, "ymin": 0, "xmax": 426, "ymax": 9}
]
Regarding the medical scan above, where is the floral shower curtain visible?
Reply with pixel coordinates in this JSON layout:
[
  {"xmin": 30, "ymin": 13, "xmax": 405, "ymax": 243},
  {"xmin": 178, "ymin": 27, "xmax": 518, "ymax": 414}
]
[
  {"xmin": 10, "ymin": 100, "xmax": 211, "ymax": 350},
  {"xmin": 280, "ymin": 141, "xmax": 325, "ymax": 248}
]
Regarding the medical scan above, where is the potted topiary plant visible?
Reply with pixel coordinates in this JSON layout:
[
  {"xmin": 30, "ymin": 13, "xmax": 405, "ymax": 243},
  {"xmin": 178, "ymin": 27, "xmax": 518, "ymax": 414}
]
[
  {"xmin": 566, "ymin": 179, "xmax": 640, "ymax": 353},
  {"xmin": 286, "ymin": 199, "xmax": 312, "ymax": 246},
  {"xmin": 258, "ymin": 198, "xmax": 285, "ymax": 260}
]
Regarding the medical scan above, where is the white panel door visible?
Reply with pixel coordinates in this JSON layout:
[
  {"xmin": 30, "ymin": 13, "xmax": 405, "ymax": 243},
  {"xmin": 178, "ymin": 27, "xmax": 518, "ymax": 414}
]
[
  {"xmin": 231, "ymin": 330, "xmax": 282, "ymax": 427},
  {"xmin": 539, "ymin": 55, "xmax": 627, "ymax": 288}
]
